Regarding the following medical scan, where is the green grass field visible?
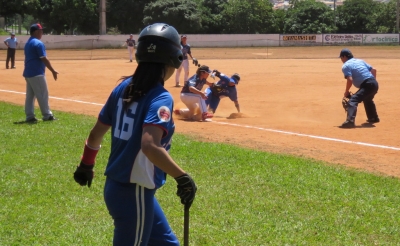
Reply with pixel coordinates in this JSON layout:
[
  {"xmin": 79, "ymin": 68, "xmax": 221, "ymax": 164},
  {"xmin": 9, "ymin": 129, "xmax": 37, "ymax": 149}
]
[{"xmin": 1, "ymin": 101, "xmax": 399, "ymax": 246}]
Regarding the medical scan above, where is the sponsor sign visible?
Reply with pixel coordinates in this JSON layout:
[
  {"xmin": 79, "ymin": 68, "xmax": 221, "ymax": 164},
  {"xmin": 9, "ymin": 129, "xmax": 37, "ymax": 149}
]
[
  {"xmin": 362, "ymin": 34, "xmax": 399, "ymax": 43},
  {"xmin": 280, "ymin": 35, "xmax": 319, "ymax": 46},
  {"xmin": 323, "ymin": 34, "xmax": 362, "ymax": 44}
]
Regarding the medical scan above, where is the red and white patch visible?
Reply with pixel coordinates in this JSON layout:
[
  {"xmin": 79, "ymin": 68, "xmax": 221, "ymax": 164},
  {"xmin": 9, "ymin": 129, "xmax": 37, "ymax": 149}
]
[{"xmin": 157, "ymin": 106, "xmax": 171, "ymax": 122}]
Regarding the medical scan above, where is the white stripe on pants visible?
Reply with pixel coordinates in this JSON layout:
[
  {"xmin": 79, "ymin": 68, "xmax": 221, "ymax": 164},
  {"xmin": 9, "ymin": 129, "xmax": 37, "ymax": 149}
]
[
  {"xmin": 179, "ymin": 93, "xmax": 207, "ymax": 120},
  {"xmin": 175, "ymin": 59, "xmax": 189, "ymax": 85},
  {"xmin": 24, "ymin": 76, "xmax": 53, "ymax": 120}
]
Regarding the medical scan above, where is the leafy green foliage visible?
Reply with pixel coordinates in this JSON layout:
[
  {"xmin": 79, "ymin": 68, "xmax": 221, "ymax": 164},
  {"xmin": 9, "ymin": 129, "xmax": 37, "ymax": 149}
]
[
  {"xmin": 374, "ymin": 0, "xmax": 398, "ymax": 33},
  {"xmin": 284, "ymin": 0, "xmax": 336, "ymax": 34},
  {"xmin": 1, "ymin": 0, "xmax": 399, "ymax": 35},
  {"xmin": 336, "ymin": 0, "xmax": 380, "ymax": 33},
  {"xmin": 143, "ymin": 0, "xmax": 202, "ymax": 34},
  {"xmin": 221, "ymin": 0, "xmax": 277, "ymax": 34},
  {"xmin": 107, "ymin": 0, "xmax": 153, "ymax": 34},
  {"xmin": 198, "ymin": 0, "xmax": 228, "ymax": 34}
]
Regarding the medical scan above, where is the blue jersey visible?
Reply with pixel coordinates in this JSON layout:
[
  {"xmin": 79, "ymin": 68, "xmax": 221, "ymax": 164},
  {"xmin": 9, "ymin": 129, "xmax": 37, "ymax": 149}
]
[
  {"xmin": 99, "ymin": 78, "xmax": 175, "ymax": 189},
  {"xmin": 126, "ymin": 38, "xmax": 136, "ymax": 47},
  {"xmin": 4, "ymin": 37, "xmax": 18, "ymax": 48},
  {"xmin": 181, "ymin": 43, "xmax": 191, "ymax": 60},
  {"xmin": 181, "ymin": 74, "xmax": 207, "ymax": 93},
  {"xmin": 342, "ymin": 58, "xmax": 374, "ymax": 88},
  {"xmin": 23, "ymin": 37, "xmax": 46, "ymax": 77},
  {"xmin": 208, "ymin": 74, "xmax": 238, "ymax": 101}
]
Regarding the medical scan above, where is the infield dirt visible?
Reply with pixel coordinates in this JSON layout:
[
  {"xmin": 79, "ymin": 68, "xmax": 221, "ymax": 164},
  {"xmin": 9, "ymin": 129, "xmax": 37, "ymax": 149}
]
[{"xmin": 1, "ymin": 46, "xmax": 399, "ymax": 177}]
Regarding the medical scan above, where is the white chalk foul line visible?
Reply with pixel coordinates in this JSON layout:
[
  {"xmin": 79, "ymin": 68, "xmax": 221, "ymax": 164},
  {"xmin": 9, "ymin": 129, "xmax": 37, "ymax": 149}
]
[
  {"xmin": 0, "ymin": 89, "xmax": 104, "ymax": 106},
  {"xmin": 214, "ymin": 122, "xmax": 400, "ymax": 151},
  {"xmin": 2, "ymin": 89, "xmax": 399, "ymax": 151}
]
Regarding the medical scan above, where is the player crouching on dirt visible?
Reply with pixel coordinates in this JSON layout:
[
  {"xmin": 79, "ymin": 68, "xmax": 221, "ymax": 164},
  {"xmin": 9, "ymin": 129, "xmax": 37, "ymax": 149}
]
[
  {"xmin": 205, "ymin": 70, "xmax": 241, "ymax": 114},
  {"xmin": 174, "ymin": 65, "xmax": 214, "ymax": 121}
]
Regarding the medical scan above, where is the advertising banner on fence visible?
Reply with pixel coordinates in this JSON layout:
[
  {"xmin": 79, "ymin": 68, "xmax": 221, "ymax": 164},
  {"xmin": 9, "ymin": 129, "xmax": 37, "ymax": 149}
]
[
  {"xmin": 362, "ymin": 34, "xmax": 399, "ymax": 44},
  {"xmin": 323, "ymin": 34, "xmax": 362, "ymax": 44},
  {"xmin": 280, "ymin": 34, "xmax": 321, "ymax": 46}
]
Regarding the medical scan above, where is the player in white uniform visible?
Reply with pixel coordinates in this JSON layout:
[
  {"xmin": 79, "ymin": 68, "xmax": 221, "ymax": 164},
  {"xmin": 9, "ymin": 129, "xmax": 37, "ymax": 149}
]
[
  {"xmin": 174, "ymin": 65, "xmax": 214, "ymax": 121},
  {"xmin": 175, "ymin": 35, "xmax": 197, "ymax": 87},
  {"xmin": 126, "ymin": 34, "xmax": 136, "ymax": 62}
]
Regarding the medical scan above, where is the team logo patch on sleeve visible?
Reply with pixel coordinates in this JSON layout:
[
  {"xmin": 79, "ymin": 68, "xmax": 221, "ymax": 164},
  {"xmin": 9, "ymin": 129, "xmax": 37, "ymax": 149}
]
[{"xmin": 157, "ymin": 106, "xmax": 171, "ymax": 122}]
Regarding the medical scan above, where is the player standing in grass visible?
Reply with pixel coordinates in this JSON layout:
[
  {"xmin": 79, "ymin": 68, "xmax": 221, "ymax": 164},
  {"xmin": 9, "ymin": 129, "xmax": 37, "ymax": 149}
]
[
  {"xmin": 126, "ymin": 34, "xmax": 136, "ymax": 62},
  {"xmin": 4, "ymin": 32, "xmax": 18, "ymax": 69},
  {"xmin": 174, "ymin": 35, "xmax": 197, "ymax": 87},
  {"xmin": 23, "ymin": 23, "xmax": 58, "ymax": 123},
  {"xmin": 73, "ymin": 23, "xmax": 197, "ymax": 246}
]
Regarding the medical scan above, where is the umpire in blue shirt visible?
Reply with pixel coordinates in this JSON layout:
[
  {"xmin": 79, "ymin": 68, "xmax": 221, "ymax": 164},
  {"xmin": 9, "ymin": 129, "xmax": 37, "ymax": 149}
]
[
  {"xmin": 339, "ymin": 48, "xmax": 379, "ymax": 128},
  {"xmin": 4, "ymin": 32, "xmax": 18, "ymax": 69}
]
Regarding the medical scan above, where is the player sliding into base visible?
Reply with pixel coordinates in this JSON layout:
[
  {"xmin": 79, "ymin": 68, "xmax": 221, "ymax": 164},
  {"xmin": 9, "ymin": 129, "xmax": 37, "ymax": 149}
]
[
  {"xmin": 205, "ymin": 70, "xmax": 241, "ymax": 114},
  {"xmin": 174, "ymin": 65, "xmax": 214, "ymax": 122}
]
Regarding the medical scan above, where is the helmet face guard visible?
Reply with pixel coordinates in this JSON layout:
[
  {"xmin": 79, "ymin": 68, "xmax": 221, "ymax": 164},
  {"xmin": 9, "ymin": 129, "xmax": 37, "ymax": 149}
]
[{"xmin": 135, "ymin": 23, "xmax": 183, "ymax": 69}]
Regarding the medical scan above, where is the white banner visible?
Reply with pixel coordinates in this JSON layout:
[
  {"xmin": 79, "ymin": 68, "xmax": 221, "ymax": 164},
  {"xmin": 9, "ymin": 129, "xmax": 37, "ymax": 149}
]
[
  {"xmin": 323, "ymin": 34, "xmax": 362, "ymax": 44},
  {"xmin": 362, "ymin": 34, "xmax": 399, "ymax": 44}
]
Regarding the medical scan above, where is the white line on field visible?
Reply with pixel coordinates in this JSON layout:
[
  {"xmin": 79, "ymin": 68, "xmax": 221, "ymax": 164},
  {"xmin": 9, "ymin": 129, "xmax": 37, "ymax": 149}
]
[
  {"xmin": 214, "ymin": 122, "xmax": 400, "ymax": 151},
  {"xmin": 2, "ymin": 89, "xmax": 399, "ymax": 151},
  {"xmin": 0, "ymin": 89, "xmax": 104, "ymax": 106}
]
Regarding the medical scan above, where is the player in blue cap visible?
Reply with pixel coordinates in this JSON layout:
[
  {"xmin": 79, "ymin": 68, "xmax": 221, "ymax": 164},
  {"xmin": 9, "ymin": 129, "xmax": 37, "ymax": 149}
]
[
  {"xmin": 205, "ymin": 70, "xmax": 241, "ymax": 114},
  {"xmin": 339, "ymin": 48, "xmax": 379, "ymax": 128},
  {"xmin": 73, "ymin": 23, "xmax": 197, "ymax": 245}
]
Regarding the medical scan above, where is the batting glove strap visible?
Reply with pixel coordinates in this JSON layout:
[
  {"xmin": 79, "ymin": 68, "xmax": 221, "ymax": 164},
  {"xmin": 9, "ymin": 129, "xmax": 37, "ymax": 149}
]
[{"xmin": 175, "ymin": 174, "xmax": 197, "ymax": 207}]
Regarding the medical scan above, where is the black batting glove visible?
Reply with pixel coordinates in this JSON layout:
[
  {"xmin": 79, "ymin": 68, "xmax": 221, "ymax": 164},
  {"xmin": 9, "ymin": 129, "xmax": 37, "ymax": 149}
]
[
  {"xmin": 74, "ymin": 161, "xmax": 94, "ymax": 188},
  {"xmin": 175, "ymin": 174, "xmax": 197, "ymax": 208}
]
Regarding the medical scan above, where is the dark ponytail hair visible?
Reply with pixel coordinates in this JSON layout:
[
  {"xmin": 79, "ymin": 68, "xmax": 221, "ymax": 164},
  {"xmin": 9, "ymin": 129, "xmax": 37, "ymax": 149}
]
[{"xmin": 121, "ymin": 62, "xmax": 165, "ymax": 109}]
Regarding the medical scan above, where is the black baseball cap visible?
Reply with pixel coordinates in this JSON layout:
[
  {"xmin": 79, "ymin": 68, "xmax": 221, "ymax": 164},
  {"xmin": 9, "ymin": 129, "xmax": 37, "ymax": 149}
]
[
  {"xmin": 30, "ymin": 23, "xmax": 43, "ymax": 34},
  {"xmin": 339, "ymin": 48, "xmax": 353, "ymax": 58},
  {"xmin": 198, "ymin": 65, "xmax": 212, "ymax": 74}
]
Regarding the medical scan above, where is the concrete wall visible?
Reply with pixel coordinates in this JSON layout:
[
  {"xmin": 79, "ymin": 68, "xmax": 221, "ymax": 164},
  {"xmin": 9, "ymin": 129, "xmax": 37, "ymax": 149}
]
[{"xmin": 0, "ymin": 33, "xmax": 399, "ymax": 50}]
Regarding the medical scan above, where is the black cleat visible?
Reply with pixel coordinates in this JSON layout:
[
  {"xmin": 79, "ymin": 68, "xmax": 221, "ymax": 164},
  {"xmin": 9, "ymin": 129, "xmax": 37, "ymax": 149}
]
[
  {"xmin": 25, "ymin": 117, "xmax": 38, "ymax": 123},
  {"xmin": 367, "ymin": 117, "xmax": 380, "ymax": 123},
  {"xmin": 340, "ymin": 120, "xmax": 355, "ymax": 128},
  {"xmin": 44, "ymin": 115, "xmax": 57, "ymax": 121}
]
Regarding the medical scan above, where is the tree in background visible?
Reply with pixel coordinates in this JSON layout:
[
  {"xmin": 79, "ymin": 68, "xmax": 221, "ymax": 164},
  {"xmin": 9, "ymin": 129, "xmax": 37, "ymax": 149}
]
[
  {"xmin": 221, "ymin": 0, "xmax": 277, "ymax": 34},
  {"xmin": 284, "ymin": 0, "xmax": 336, "ymax": 34},
  {"xmin": 50, "ymin": 0, "xmax": 98, "ymax": 34},
  {"xmin": 373, "ymin": 0, "xmax": 398, "ymax": 33},
  {"xmin": 336, "ymin": 0, "xmax": 380, "ymax": 33},
  {"xmin": 198, "ymin": 0, "xmax": 228, "ymax": 34},
  {"xmin": 107, "ymin": 0, "xmax": 153, "ymax": 34},
  {"xmin": 274, "ymin": 9, "xmax": 286, "ymax": 34},
  {"xmin": 143, "ymin": 0, "xmax": 201, "ymax": 34}
]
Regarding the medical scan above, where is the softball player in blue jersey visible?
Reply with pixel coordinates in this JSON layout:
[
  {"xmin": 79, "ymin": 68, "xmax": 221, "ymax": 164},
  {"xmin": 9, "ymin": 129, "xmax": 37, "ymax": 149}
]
[
  {"xmin": 205, "ymin": 70, "xmax": 241, "ymax": 114},
  {"xmin": 174, "ymin": 65, "xmax": 214, "ymax": 121},
  {"xmin": 73, "ymin": 23, "xmax": 197, "ymax": 246},
  {"xmin": 338, "ymin": 48, "xmax": 379, "ymax": 128},
  {"xmin": 174, "ymin": 35, "xmax": 197, "ymax": 87}
]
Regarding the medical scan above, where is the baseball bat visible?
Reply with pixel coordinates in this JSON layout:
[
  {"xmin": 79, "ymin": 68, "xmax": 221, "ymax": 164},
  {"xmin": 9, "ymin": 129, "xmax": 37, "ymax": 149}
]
[{"xmin": 184, "ymin": 203, "xmax": 190, "ymax": 246}]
